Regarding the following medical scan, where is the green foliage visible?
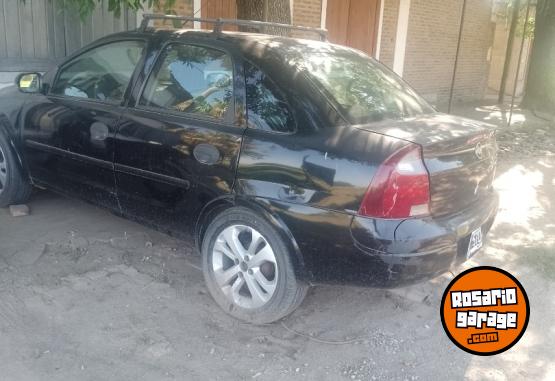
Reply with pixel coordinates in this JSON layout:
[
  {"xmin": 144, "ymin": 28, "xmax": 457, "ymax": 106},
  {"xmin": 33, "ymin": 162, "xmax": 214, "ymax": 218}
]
[
  {"xmin": 518, "ymin": 17, "xmax": 535, "ymax": 38},
  {"xmin": 495, "ymin": 0, "xmax": 536, "ymax": 38}
]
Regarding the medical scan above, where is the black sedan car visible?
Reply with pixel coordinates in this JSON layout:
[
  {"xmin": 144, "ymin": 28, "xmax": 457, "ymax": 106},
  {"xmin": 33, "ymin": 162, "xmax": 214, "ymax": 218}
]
[{"xmin": 0, "ymin": 16, "xmax": 498, "ymax": 323}]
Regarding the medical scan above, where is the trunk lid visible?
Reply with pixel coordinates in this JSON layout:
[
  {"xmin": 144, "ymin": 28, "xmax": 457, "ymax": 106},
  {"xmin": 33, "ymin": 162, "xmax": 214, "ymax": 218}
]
[{"xmin": 354, "ymin": 113, "xmax": 497, "ymax": 216}]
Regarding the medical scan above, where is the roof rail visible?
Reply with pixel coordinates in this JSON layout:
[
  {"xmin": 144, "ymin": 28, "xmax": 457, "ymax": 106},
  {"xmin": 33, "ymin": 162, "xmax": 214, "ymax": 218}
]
[{"xmin": 140, "ymin": 14, "xmax": 328, "ymax": 41}]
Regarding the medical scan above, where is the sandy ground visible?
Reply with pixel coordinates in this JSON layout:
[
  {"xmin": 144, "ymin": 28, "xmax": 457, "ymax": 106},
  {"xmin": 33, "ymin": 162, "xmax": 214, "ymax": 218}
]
[{"xmin": 1, "ymin": 104, "xmax": 554, "ymax": 381}]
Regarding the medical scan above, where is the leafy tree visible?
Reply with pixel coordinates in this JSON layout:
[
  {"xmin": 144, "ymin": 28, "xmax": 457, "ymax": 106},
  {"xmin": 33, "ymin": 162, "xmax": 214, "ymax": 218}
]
[{"xmin": 495, "ymin": 0, "xmax": 535, "ymax": 38}]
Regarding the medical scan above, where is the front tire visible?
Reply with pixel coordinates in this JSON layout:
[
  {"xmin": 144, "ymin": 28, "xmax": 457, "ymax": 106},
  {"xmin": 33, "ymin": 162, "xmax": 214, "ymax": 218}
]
[
  {"xmin": 201, "ymin": 207, "xmax": 308, "ymax": 324},
  {"xmin": 0, "ymin": 133, "xmax": 32, "ymax": 208}
]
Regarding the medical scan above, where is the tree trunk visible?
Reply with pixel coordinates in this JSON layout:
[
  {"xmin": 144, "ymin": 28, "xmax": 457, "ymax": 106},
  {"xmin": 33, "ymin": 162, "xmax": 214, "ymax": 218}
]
[
  {"xmin": 237, "ymin": 0, "xmax": 264, "ymax": 21},
  {"xmin": 522, "ymin": 0, "xmax": 555, "ymax": 114},
  {"xmin": 236, "ymin": 0, "xmax": 291, "ymax": 34}
]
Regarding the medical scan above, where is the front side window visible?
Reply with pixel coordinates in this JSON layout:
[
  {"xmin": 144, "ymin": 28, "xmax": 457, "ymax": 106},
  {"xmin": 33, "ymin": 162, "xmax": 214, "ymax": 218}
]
[
  {"xmin": 245, "ymin": 63, "xmax": 295, "ymax": 133},
  {"xmin": 140, "ymin": 44, "xmax": 233, "ymax": 120},
  {"xmin": 51, "ymin": 40, "xmax": 144, "ymax": 102}
]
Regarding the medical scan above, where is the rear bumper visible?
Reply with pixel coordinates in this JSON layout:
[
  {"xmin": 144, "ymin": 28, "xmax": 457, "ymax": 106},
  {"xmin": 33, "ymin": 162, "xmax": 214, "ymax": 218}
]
[
  {"xmin": 259, "ymin": 190, "xmax": 498, "ymax": 288},
  {"xmin": 348, "ymin": 190, "xmax": 499, "ymax": 286}
]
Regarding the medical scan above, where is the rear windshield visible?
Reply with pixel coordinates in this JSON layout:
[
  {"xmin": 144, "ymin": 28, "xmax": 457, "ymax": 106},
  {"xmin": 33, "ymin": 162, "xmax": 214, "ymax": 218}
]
[{"xmin": 288, "ymin": 45, "xmax": 434, "ymax": 124}]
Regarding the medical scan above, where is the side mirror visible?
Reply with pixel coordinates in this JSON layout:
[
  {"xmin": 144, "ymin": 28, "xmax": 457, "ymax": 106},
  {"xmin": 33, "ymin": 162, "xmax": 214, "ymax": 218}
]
[{"xmin": 16, "ymin": 72, "xmax": 42, "ymax": 93}]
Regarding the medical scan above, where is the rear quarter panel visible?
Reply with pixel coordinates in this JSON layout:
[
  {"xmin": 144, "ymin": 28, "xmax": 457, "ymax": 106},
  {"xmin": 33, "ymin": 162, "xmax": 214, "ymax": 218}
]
[{"xmin": 235, "ymin": 125, "xmax": 406, "ymax": 213}]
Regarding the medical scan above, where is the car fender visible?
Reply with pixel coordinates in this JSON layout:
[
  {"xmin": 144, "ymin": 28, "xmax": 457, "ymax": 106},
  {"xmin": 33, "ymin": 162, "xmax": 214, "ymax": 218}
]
[{"xmin": 195, "ymin": 195, "xmax": 311, "ymax": 281}]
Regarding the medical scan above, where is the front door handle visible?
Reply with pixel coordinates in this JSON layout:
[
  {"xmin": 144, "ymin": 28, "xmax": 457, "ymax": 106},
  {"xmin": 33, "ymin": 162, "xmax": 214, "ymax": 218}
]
[
  {"xmin": 193, "ymin": 143, "xmax": 221, "ymax": 165},
  {"xmin": 90, "ymin": 122, "xmax": 109, "ymax": 141}
]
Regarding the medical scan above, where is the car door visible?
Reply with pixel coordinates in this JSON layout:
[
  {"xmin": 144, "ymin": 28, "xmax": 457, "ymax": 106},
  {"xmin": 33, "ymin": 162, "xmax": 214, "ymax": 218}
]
[
  {"xmin": 114, "ymin": 40, "xmax": 246, "ymax": 236},
  {"xmin": 22, "ymin": 39, "xmax": 145, "ymax": 209}
]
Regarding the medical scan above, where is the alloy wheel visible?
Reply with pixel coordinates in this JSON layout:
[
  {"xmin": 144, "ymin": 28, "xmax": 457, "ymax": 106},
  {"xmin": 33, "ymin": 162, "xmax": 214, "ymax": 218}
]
[{"xmin": 212, "ymin": 224, "xmax": 278, "ymax": 309}]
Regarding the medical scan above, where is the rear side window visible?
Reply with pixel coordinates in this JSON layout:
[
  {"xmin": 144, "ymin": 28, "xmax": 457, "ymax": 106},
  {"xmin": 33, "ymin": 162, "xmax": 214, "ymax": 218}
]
[
  {"xmin": 140, "ymin": 44, "xmax": 233, "ymax": 120},
  {"xmin": 51, "ymin": 40, "xmax": 144, "ymax": 102},
  {"xmin": 245, "ymin": 63, "xmax": 295, "ymax": 133}
]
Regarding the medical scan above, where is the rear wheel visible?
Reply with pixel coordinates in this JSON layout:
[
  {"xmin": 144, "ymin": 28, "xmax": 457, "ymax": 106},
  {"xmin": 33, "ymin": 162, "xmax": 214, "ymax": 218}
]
[
  {"xmin": 0, "ymin": 133, "xmax": 32, "ymax": 208},
  {"xmin": 201, "ymin": 207, "xmax": 307, "ymax": 324}
]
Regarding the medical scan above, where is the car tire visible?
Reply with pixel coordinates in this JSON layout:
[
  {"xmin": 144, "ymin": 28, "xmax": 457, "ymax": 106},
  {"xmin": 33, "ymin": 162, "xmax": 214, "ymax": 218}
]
[
  {"xmin": 0, "ymin": 132, "xmax": 32, "ymax": 208},
  {"xmin": 201, "ymin": 207, "xmax": 308, "ymax": 324}
]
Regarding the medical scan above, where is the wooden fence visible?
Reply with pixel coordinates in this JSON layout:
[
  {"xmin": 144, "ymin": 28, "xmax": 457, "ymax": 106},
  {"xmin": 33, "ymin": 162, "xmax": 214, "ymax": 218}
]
[{"xmin": 0, "ymin": 0, "xmax": 136, "ymax": 71}]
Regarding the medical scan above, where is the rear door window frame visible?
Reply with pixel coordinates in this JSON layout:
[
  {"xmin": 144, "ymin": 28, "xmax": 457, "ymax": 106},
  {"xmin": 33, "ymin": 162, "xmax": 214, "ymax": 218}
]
[
  {"xmin": 134, "ymin": 39, "xmax": 238, "ymax": 127},
  {"xmin": 243, "ymin": 60, "xmax": 298, "ymax": 135}
]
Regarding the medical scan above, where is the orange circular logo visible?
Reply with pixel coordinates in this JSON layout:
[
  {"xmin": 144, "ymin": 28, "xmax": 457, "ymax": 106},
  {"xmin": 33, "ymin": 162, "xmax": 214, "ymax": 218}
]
[{"xmin": 440, "ymin": 266, "xmax": 529, "ymax": 356}]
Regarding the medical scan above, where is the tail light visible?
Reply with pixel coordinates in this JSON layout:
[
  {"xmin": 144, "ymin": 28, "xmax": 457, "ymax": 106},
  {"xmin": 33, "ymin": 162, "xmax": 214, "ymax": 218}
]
[{"xmin": 359, "ymin": 144, "xmax": 430, "ymax": 219}]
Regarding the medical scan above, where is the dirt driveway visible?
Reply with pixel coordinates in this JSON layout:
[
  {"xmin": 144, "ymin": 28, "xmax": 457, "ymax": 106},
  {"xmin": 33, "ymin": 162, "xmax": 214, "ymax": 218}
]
[{"xmin": 1, "ymin": 104, "xmax": 554, "ymax": 381}]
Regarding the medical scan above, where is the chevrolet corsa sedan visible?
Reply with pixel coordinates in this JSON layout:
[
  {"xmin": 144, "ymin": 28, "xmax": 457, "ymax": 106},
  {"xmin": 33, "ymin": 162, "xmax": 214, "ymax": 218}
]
[{"xmin": 0, "ymin": 17, "xmax": 498, "ymax": 323}]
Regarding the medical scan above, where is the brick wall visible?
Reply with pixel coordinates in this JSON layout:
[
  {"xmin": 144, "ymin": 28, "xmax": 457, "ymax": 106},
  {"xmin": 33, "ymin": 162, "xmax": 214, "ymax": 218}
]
[
  {"xmin": 402, "ymin": 0, "xmax": 494, "ymax": 106},
  {"xmin": 291, "ymin": 0, "xmax": 322, "ymax": 39},
  {"xmin": 454, "ymin": 0, "xmax": 495, "ymax": 102},
  {"xmin": 378, "ymin": 0, "xmax": 399, "ymax": 68},
  {"xmin": 293, "ymin": 0, "xmax": 322, "ymax": 27},
  {"xmin": 290, "ymin": 0, "xmax": 495, "ymax": 106}
]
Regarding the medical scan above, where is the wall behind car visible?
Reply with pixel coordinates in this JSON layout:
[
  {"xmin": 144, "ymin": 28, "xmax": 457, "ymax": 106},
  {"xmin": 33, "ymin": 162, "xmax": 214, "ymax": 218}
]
[
  {"xmin": 0, "ymin": 0, "xmax": 497, "ymax": 108},
  {"xmin": 401, "ymin": 0, "xmax": 494, "ymax": 107},
  {"xmin": 0, "ymin": 0, "xmax": 136, "ymax": 88},
  {"xmin": 174, "ymin": 0, "xmax": 496, "ymax": 109},
  {"xmin": 296, "ymin": 0, "xmax": 496, "ymax": 109}
]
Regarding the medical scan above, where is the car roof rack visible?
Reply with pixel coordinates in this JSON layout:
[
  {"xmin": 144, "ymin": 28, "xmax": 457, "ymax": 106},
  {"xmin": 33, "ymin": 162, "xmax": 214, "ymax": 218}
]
[{"xmin": 140, "ymin": 13, "xmax": 328, "ymax": 41}]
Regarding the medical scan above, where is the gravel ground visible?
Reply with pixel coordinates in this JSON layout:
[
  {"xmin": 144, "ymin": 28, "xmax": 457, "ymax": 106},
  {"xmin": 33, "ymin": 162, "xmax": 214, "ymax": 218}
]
[{"xmin": 0, "ymin": 104, "xmax": 554, "ymax": 381}]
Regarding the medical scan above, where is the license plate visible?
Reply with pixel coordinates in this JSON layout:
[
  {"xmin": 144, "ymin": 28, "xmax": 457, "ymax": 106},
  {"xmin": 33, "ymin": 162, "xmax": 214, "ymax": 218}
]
[{"xmin": 467, "ymin": 227, "xmax": 483, "ymax": 259}]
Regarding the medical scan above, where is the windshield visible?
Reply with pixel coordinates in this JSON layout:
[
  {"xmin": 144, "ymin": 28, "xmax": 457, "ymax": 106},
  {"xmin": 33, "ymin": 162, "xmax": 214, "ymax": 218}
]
[{"xmin": 291, "ymin": 46, "xmax": 434, "ymax": 124}]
